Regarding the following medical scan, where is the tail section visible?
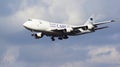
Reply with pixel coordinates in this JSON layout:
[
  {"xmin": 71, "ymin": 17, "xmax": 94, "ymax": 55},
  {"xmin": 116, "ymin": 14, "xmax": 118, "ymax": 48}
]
[
  {"xmin": 84, "ymin": 15, "xmax": 95, "ymax": 25},
  {"xmin": 73, "ymin": 15, "xmax": 115, "ymax": 32},
  {"xmin": 84, "ymin": 15, "xmax": 95, "ymax": 30},
  {"xmin": 84, "ymin": 15, "xmax": 115, "ymax": 31}
]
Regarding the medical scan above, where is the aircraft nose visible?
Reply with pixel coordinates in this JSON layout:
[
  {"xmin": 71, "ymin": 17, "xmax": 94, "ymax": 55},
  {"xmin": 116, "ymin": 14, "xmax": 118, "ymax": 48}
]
[
  {"xmin": 23, "ymin": 21, "xmax": 31, "ymax": 28},
  {"xmin": 23, "ymin": 22, "xmax": 28, "ymax": 27}
]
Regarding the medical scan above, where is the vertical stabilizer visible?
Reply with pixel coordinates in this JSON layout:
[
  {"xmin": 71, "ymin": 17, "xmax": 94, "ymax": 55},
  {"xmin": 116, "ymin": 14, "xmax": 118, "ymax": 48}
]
[
  {"xmin": 84, "ymin": 15, "xmax": 95, "ymax": 30},
  {"xmin": 84, "ymin": 15, "xmax": 95, "ymax": 25}
]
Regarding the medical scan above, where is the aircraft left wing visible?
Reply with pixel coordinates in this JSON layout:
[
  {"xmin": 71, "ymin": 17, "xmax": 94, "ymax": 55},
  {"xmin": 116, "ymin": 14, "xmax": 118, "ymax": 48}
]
[
  {"xmin": 51, "ymin": 19, "xmax": 115, "ymax": 33},
  {"xmin": 72, "ymin": 19, "xmax": 115, "ymax": 30},
  {"xmin": 51, "ymin": 25, "xmax": 88, "ymax": 33}
]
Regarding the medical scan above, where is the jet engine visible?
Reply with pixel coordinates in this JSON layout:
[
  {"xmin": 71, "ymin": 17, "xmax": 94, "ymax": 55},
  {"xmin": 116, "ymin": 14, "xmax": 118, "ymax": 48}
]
[
  {"xmin": 65, "ymin": 28, "xmax": 73, "ymax": 33},
  {"xmin": 87, "ymin": 24, "xmax": 94, "ymax": 29},
  {"xmin": 34, "ymin": 33, "xmax": 43, "ymax": 39}
]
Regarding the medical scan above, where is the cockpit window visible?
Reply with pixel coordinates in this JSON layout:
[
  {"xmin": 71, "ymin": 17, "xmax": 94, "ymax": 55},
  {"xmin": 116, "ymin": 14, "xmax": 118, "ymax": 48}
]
[{"xmin": 28, "ymin": 19, "xmax": 32, "ymax": 21}]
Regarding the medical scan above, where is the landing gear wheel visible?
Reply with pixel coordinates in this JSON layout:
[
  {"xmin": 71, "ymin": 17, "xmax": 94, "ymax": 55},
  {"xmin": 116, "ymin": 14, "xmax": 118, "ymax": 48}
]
[
  {"xmin": 58, "ymin": 37, "xmax": 63, "ymax": 40},
  {"xmin": 63, "ymin": 35, "xmax": 68, "ymax": 39},
  {"xmin": 51, "ymin": 37, "xmax": 55, "ymax": 41}
]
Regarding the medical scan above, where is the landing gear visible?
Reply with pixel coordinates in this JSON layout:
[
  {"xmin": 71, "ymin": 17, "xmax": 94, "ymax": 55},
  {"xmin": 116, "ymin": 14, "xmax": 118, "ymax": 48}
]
[
  {"xmin": 51, "ymin": 37, "xmax": 55, "ymax": 41},
  {"xmin": 58, "ymin": 35, "xmax": 69, "ymax": 40},
  {"xmin": 63, "ymin": 35, "xmax": 68, "ymax": 39},
  {"xmin": 50, "ymin": 35, "xmax": 69, "ymax": 41},
  {"xmin": 58, "ymin": 37, "xmax": 63, "ymax": 40}
]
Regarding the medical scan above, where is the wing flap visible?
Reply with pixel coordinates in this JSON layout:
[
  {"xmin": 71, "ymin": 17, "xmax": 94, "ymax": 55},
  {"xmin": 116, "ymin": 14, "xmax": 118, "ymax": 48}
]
[{"xmin": 94, "ymin": 26, "xmax": 109, "ymax": 30}]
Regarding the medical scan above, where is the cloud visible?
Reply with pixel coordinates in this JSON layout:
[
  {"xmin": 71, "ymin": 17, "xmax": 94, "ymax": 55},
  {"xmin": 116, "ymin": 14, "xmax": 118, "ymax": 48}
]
[
  {"xmin": 110, "ymin": 33, "xmax": 120, "ymax": 40},
  {"xmin": 0, "ymin": 0, "xmax": 86, "ymax": 34},
  {"xmin": 0, "ymin": 41, "xmax": 120, "ymax": 67},
  {"xmin": 0, "ymin": 46, "xmax": 20, "ymax": 67},
  {"xmin": 1, "ymin": 0, "xmax": 120, "ymax": 34},
  {"xmin": 60, "ymin": 46, "xmax": 120, "ymax": 67},
  {"xmin": 87, "ymin": 46, "xmax": 120, "ymax": 64},
  {"xmin": 0, "ymin": 0, "xmax": 120, "ymax": 67},
  {"xmin": 0, "ymin": 0, "xmax": 22, "ymax": 17}
]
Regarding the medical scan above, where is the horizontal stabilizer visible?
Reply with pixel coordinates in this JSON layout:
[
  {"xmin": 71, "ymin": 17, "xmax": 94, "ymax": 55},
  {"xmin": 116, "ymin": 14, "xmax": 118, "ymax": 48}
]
[{"xmin": 94, "ymin": 26, "xmax": 109, "ymax": 30}]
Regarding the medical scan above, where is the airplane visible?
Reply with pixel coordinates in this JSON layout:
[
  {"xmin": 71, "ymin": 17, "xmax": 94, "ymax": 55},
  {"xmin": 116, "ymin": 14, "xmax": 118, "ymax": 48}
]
[{"xmin": 23, "ymin": 16, "xmax": 115, "ymax": 41}]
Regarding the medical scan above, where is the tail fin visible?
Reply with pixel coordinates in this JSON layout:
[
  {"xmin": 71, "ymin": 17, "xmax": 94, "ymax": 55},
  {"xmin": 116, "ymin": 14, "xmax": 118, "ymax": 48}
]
[
  {"xmin": 84, "ymin": 15, "xmax": 95, "ymax": 26},
  {"xmin": 84, "ymin": 15, "xmax": 95, "ymax": 29},
  {"xmin": 84, "ymin": 15, "xmax": 115, "ymax": 26}
]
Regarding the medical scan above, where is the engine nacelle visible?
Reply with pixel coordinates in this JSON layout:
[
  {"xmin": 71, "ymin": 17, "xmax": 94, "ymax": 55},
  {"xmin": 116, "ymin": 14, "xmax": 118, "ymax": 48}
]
[
  {"xmin": 34, "ymin": 33, "xmax": 43, "ymax": 39},
  {"xmin": 87, "ymin": 24, "xmax": 94, "ymax": 30},
  {"xmin": 82, "ymin": 24, "xmax": 95, "ymax": 32},
  {"xmin": 65, "ymin": 28, "xmax": 73, "ymax": 32}
]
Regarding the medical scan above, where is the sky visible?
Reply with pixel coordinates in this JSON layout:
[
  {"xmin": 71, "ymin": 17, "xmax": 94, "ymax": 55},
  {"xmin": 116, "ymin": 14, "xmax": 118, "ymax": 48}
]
[{"xmin": 0, "ymin": 0, "xmax": 120, "ymax": 67}]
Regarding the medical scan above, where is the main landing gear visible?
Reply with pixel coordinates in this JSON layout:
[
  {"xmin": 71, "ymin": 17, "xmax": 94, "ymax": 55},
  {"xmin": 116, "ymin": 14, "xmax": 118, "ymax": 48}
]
[
  {"xmin": 51, "ymin": 37, "xmax": 55, "ymax": 41},
  {"xmin": 51, "ymin": 35, "xmax": 69, "ymax": 41}
]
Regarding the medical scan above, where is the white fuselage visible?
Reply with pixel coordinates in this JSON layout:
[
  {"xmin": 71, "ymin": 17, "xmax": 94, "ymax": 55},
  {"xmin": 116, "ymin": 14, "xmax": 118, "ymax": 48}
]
[{"xmin": 23, "ymin": 19, "xmax": 89, "ymax": 36}]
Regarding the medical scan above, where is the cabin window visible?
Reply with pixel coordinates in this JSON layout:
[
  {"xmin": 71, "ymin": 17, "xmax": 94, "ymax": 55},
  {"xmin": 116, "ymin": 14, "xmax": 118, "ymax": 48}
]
[{"xmin": 40, "ymin": 22, "xmax": 42, "ymax": 24}]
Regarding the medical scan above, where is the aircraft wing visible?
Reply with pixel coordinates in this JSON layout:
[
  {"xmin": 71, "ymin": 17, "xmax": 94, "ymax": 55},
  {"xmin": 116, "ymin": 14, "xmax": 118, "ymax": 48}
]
[
  {"xmin": 51, "ymin": 20, "xmax": 115, "ymax": 32},
  {"xmin": 51, "ymin": 29, "xmax": 65, "ymax": 32},
  {"xmin": 72, "ymin": 20, "xmax": 115, "ymax": 30},
  {"xmin": 72, "ymin": 25, "xmax": 88, "ymax": 30},
  {"xmin": 51, "ymin": 25, "xmax": 88, "ymax": 33}
]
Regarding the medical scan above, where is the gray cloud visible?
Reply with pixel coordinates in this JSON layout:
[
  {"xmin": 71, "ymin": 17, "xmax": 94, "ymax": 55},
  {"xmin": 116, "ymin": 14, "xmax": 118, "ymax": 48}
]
[
  {"xmin": 0, "ymin": 43, "xmax": 119, "ymax": 67},
  {"xmin": 1, "ymin": 0, "xmax": 120, "ymax": 34},
  {"xmin": 0, "ymin": 46, "xmax": 19, "ymax": 67},
  {"xmin": 0, "ymin": 0, "xmax": 22, "ymax": 17},
  {"xmin": 0, "ymin": 0, "xmax": 120, "ymax": 67}
]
